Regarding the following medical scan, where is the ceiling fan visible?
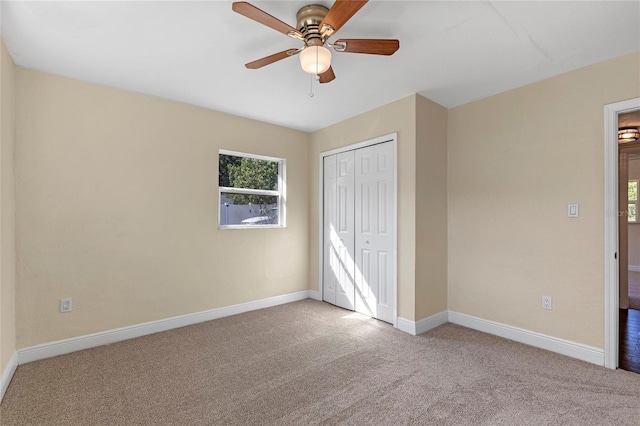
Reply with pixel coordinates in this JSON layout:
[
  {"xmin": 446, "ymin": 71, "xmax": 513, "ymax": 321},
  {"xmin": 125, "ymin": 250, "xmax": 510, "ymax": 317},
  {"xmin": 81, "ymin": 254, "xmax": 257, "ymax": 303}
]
[{"xmin": 232, "ymin": 0, "xmax": 399, "ymax": 83}]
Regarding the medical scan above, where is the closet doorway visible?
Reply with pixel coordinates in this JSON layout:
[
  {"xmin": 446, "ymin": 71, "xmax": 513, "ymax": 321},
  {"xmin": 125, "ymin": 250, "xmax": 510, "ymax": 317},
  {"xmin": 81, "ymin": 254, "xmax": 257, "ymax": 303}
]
[{"xmin": 320, "ymin": 133, "xmax": 397, "ymax": 325}]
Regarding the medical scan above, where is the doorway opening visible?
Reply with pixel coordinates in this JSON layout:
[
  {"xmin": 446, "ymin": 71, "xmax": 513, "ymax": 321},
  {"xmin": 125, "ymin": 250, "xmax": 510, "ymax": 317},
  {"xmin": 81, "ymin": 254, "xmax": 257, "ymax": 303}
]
[
  {"xmin": 618, "ymin": 109, "xmax": 640, "ymax": 373},
  {"xmin": 604, "ymin": 97, "xmax": 640, "ymax": 370}
]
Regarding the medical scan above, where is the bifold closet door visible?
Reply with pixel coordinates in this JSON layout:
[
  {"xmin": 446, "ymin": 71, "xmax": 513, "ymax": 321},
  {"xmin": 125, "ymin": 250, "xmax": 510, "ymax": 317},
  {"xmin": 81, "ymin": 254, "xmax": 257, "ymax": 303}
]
[
  {"xmin": 354, "ymin": 142, "xmax": 394, "ymax": 324},
  {"xmin": 323, "ymin": 151, "xmax": 355, "ymax": 311}
]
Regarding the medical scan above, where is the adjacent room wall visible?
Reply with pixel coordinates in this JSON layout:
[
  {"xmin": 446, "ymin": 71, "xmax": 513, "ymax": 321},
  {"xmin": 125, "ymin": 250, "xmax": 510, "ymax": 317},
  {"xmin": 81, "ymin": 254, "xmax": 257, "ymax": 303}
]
[
  {"xmin": 415, "ymin": 95, "xmax": 448, "ymax": 320},
  {"xmin": 309, "ymin": 95, "xmax": 418, "ymax": 321},
  {"xmin": 628, "ymin": 158, "xmax": 640, "ymax": 268},
  {"xmin": 15, "ymin": 68, "xmax": 309, "ymax": 348},
  {"xmin": 448, "ymin": 52, "xmax": 640, "ymax": 348},
  {"xmin": 0, "ymin": 39, "xmax": 16, "ymax": 379}
]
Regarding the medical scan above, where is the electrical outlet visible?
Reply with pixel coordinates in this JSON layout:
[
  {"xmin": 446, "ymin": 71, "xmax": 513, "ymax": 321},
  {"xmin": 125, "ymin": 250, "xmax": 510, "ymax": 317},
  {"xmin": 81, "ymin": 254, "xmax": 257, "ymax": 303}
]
[
  {"xmin": 60, "ymin": 298, "xmax": 72, "ymax": 313},
  {"xmin": 542, "ymin": 295, "xmax": 552, "ymax": 310}
]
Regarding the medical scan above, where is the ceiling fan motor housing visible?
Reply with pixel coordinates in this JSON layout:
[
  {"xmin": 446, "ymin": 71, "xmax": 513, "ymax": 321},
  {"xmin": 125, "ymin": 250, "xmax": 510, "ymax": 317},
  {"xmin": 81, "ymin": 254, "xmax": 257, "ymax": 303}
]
[{"xmin": 296, "ymin": 4, "xmax": 329, "ymax": 47}]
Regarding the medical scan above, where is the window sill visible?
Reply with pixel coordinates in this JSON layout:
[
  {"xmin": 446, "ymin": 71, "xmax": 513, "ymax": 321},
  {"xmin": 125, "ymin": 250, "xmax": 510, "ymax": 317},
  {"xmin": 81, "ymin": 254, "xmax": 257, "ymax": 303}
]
[{"xmin": 218, "ymin": 225, "xmax": 285, "ymax": 230}]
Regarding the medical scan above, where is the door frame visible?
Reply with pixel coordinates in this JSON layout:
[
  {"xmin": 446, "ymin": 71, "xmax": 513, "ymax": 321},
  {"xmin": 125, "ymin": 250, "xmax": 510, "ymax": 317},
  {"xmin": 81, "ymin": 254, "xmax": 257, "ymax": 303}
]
[
  {"xmin": 604, "ymin": 97, "xmax": 640, "ymax": 369},
  {"xmin": 318, "ymin": 133, "xmax": 398, "ymax": 327}
]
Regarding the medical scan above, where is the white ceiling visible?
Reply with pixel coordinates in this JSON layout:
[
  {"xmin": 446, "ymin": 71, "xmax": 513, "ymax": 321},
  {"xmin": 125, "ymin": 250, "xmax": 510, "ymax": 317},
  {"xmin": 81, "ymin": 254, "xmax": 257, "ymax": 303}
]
[{"xmin": 1, "ymin": 1, "xmax": 638, "ymax": 132}]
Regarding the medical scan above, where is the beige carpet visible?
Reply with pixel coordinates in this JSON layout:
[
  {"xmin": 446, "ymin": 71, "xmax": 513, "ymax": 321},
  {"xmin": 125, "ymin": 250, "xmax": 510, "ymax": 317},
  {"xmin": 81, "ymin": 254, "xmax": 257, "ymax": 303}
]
[
  {"xmin": 2, "ymin": 300, "xmax": 640, "ymax": 425},
  {"xmin": 629, "ymin": 271, "xmax": 640, "ymax": 310}
]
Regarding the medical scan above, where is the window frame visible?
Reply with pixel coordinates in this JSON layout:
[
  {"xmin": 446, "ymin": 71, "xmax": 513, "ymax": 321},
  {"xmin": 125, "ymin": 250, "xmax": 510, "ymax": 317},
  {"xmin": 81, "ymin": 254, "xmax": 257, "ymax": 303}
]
[
  {"xmin": 629, "ymin": 179, "xmax": 638, "ymax": 224},
  {"xmin": 218, "ymin": 150, "xmax": 286, "ymax": 229}
]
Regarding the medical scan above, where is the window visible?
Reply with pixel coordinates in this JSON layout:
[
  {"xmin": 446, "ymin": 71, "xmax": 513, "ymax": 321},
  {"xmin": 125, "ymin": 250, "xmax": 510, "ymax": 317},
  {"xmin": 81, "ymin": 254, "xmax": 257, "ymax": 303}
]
[
  {"xmin": 629, "ymin": 179, "xmax": 638, "ymax": 223},
  {"xmin": 219, "ymin": 150, "xmax": 285, "ymax": 228}
]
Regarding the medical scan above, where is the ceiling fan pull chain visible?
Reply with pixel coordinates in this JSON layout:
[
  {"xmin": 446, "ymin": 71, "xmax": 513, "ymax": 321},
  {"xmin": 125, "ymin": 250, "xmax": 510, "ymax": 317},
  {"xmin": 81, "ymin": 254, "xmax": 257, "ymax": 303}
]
[{"xmin": 309, "ymin": 74, "xmax": 314, "ymax": 98}]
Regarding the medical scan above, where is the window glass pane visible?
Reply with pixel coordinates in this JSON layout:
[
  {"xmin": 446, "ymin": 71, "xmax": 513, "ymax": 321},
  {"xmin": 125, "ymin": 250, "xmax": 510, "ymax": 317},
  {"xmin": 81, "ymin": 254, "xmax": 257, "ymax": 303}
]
[
  {"xmin": 220, "ymin": 193, "xmax": 278, "ymax": 225},
  {"xmin": 219, "ymin": 154, "xmax": 278, "ymax": 191},
  {"xmin": 629, "ymin": 181, "xmax": 638, "ymax": 201},
  {"xmin": 629, "ymin": 203, "xmax": 637, "ymax": 222}
]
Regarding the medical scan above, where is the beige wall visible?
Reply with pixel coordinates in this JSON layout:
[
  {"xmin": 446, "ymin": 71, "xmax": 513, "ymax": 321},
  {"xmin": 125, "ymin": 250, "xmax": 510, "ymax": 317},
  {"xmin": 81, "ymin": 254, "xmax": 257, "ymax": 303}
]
[
  {"xmin": 309, "ymin": 95, "xmax": 417, "ymax": 320},
  {"xmin": 448, "ymin": 52, "xmax": 640, "ymax": 348},
  {"xmin": 0, "ymin": 39, "xmax": 16, "ymax": 376},
  {"xmin": 415, "ymin": 95, "xmax": 448, "ymax": 319},
  {"xmin": 8, "ymin": 44, "xmax": 638, "ymax": 355},
  {"xmin": 15, "ymin": 69, "xmax": 309, "ymax": 348},
  {"xmin": 628, "ymin": 158, "xmax": 640, "ymax": 267}
]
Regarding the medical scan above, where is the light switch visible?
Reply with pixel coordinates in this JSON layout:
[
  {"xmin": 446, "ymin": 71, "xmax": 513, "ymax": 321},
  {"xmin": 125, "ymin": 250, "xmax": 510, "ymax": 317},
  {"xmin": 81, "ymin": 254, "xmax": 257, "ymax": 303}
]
[{"xmin": 568, "ymin": 203, "xmax": 579, "ymax": 218}]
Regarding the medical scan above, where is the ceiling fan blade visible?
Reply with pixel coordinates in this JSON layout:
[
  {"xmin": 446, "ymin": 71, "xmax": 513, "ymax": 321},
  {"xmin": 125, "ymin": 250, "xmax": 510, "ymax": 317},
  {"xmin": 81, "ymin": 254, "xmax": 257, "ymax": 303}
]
[
  {"xmin": 334, "ymin": 39, "xmax": 399, "ymax": 55},
  {"xmin": 245, "ymin": 49, "xmax": 299, "ymax": 69},
  {"xmin": 320, "ymin": 0, "xmax": 368, "ymax": 35},
  {"xmin": 232, "ymin": 2, "xmax": 302, "ymax": 39},
  {"xmin": 319, "ymin": 66, "xmax": 336, "ymax": 84}
]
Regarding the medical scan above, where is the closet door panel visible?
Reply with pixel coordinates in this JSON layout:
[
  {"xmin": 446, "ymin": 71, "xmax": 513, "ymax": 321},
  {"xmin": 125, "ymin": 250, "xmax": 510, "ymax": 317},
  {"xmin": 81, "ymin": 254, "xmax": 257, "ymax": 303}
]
[
  {"xmin": 355, "ymin": 142, "xmax": 394, "ymax": 323},
  {"xmin": 323, "ymin": 151, "xmax": 356, "ymax": 310},
  {"xmin": 323, "ymin": 155, "xmax": 337, "ymax": 305}
]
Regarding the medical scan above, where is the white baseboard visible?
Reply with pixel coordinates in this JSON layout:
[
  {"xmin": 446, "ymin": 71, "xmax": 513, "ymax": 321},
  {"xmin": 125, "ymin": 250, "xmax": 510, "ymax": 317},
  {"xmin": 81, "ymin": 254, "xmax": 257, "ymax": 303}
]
[
  {"xmin": 397, "ymin": 311, "xmax": 448, "ymax": 336},
  {"xmin": 629, "ymin": 265, "xmax": 640, "ymax": 272},
  {"xmin": 416, "ymin": 311, "xmax": 449, "ymax": 335},
  {"xmin": 308, "ymin": 290, "xmax": 322, "ymax": 301},
  {"xmin": 396, "ymin": 317, "xmax": 415, "ymax": 335},
  {"xmin": 18, "ymin": 290, "xmax": 312, "ymax": 365},
  {"xmin": 0, "ymin": 351, "xmax": 18, "ymax": 404},
  {"xmin": 13, "ymin": 295, "xmax": 606, "ymax": 370},
  {"xmin": 448, "ymin": 311, "xmax": 604, "ymax": 366}
]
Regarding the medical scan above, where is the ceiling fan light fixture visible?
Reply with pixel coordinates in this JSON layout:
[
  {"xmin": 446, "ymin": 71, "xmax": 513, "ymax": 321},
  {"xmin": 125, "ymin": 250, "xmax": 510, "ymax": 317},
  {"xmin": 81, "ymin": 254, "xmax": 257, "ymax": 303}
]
[
  {"xmin": 299, "ymin": 45, "xmax": 331, "ymax": 75},
  {"xmin": 619, "ymin": 127, "xmax": 640, "ymax": 144}
]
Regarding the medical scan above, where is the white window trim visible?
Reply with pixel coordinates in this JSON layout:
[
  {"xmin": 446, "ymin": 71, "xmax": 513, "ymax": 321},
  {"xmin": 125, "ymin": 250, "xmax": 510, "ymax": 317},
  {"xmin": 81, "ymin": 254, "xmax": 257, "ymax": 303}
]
[
  {"xmin": 629, "ymin": 179, "xmax": 638, "ymax": 223},
  {"xmin": 218, "ymin": 150, "xmax": 286, "ymax": 229}
]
